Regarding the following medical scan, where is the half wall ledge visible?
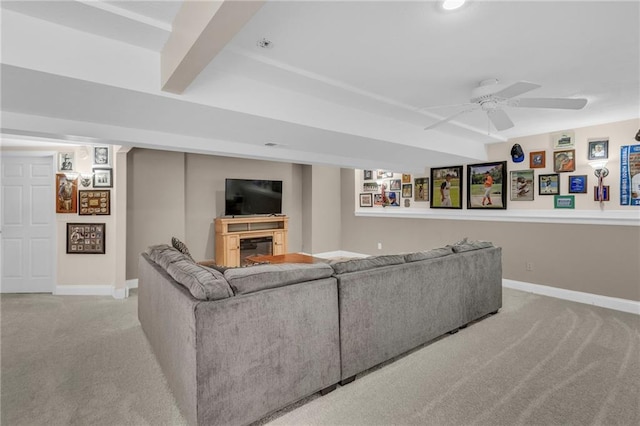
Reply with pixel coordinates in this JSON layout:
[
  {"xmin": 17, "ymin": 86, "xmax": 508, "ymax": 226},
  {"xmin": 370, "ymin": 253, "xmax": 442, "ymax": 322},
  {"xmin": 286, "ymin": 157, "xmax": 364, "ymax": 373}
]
[{"xmin": 354, "ymin": 209, "xmax": 640, "ymax": 226}]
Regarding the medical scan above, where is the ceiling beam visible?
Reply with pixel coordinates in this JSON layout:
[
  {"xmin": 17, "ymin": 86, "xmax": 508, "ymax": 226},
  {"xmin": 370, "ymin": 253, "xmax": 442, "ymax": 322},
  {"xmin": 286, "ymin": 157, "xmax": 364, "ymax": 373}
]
[{"xmin": 161, "ymin": 0, "xmax": 265, "ymax": 94}]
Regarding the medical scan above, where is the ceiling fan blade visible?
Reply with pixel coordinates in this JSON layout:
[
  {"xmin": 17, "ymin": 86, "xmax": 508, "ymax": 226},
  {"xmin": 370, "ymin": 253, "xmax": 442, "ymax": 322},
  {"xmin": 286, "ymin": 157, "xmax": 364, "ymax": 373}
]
[
  {"xmin": 418, "ymin": 102, "xmax": 475, "ymax": 111},
  {"xmin": 509, "ymin": 97, "xmax": 588, "ymax": 110},
  {"xmin": 493, "ymin": 81, "xmax": 541, "ymax": 99},
  {"xmin": 487, "ymin": 109, "xmax": 514, "ymax": 131},
  {"xmin": 424, "ymin": 107, "xmax": 477, "ymax": 130}
]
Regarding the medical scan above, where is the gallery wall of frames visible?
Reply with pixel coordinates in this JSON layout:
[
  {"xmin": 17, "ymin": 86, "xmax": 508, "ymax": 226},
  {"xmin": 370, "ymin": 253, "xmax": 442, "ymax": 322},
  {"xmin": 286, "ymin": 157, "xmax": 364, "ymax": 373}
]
[
  {"xmin": 356, "ymin": 125, "xmax": 640, "ymax": 213},
  {"xmin": 55, "ymin": 145, "xmax": 114, "ymax": 255}
]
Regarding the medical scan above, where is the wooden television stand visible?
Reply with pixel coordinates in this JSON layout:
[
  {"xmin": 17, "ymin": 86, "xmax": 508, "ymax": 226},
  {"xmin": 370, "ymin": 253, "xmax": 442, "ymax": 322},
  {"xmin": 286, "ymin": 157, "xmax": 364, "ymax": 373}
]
[{"xmin": 214, "ymin": 216, "xmax": 288, "ymax": 267}]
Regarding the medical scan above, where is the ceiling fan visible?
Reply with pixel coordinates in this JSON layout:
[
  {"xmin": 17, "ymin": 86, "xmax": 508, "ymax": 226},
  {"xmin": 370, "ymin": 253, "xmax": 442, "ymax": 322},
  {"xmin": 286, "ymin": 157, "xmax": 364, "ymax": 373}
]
[{"xmin": 423, "ymin": 79, "xmax": 588, "ymax": 132}]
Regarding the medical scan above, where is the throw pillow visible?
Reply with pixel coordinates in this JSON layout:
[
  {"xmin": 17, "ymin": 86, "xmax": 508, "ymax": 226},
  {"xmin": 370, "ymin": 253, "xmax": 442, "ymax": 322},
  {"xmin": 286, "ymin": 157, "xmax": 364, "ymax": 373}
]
[{"xmin": 171, "ymin": 237, "xmax": 194, "ymax": 262}]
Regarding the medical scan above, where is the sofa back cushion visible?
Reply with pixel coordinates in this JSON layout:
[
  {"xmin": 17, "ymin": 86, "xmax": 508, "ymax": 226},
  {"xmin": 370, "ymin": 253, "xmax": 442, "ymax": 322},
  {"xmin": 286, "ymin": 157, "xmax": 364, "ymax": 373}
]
[
  {"xmin": 145, "ymin": 244, "xmax": 191, "ymax": 269},
  {"xmin": 404, "ymin": 246, "xmax": 454, "ymax": 263},
  {"xmin": 224, "ymin": 263, "xmax": 334, "ymax": 295},
  {"xmin": 146, "ymin": 244, "xmax": 233, "ymax": 301},
  {"xmin": 448, "ymin": 238, "xmax": 494, "ymax": 253},
  {"xmin": 330, "ymin": 254, "xmax": 405, "ymax": 275}
]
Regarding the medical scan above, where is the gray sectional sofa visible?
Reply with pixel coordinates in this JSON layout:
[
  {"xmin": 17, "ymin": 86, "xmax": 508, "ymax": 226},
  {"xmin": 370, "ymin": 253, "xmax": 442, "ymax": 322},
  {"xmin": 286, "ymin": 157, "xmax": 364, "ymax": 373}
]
[{"xmin": 138, "ymin": 241, "xmax": 502, "ymax": 426}]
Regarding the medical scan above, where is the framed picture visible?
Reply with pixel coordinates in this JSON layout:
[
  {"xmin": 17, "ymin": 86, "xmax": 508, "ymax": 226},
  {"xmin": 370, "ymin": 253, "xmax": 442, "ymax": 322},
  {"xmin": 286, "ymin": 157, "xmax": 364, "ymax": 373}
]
[
  {"xmin": 552, "ymin": 131, "xmax": 575, "ymax": 149},
  {"xmin": 363, "ymin": 182, "xmax": 379, "ymax": 192},
  {"xmin": 404, "ymin": 199, "xmax": 410, "ymax": 207},
  {"xmin": 510, "ymin": 169, "xmax": 535, "ymax": 201},
  {"xmin": 594, "ymin": 185, "xmax": 610, "ymax": 201},
  {"xmin": 93, "ymin": 146, "xmax": 111, "ymax": 167},
  {"xmin": 56, "ymin": 174, "xmax": 78, "ymax": 213},
  {"xmin": 80, "ymin": 174, "xmax": 93, "ymax": 188},
  {"xmin": 554, "ymin": 149, "xmax": 576, "ymax": 172},
  {"xmin": 529, "ymin": 151, "xmax": 546, "ymax": 168},
  {"xmin": 402, "ymin": 174, "xmax": 411, "ymax": 183},
  {"xmin": 402, "ymin": 184, "xmax": 412, "ymax": 198},
  {"xmin": 588, "ymin": 139, "xmax": 608, "ymax": 160},
  {"xmin": 389, "ymin": 179, "xmax": 401, "ymax": 191},
  {"xmin": 359, "ymin": 193, "xmax": 373, "ymax": 207},
  {"xmin": 93, "ymin": 168, "xmax": 113, "ymax": 188},
  {"xmin": 58, "ymin": 152, "xmax": 75, "ymax": 172},
  {"xmin": 387, "ymin": 191, "xmax": 400, "ymax": 206},
  {"xmin": 373, "ymin": 194, "xmax": 384, "ymax": 206},
  {"xmin": 568, "ymin": 175, "xmax": 588, "ymax": 194},
  {"xmin": 538, "ymin": 174, "xmax": 560, "ymax": 195},
  {"xmin": 79, "ymin": 190, "xmax": 111, "ymax": 215},
  {"xmin": 554, "ymin": 195, "xmax": 575, "ymax": 209},
  {"xmin": 67, "ymin": 223, "xmax": 106, "ymax": 254},
  {"xmin": 363, "ymin": 170, "xmax": 373, "ymax": 180},
  {"xmin": 467, "ymin": 161, "xmax": 507, "ymax": 209},
  {"xmin": 430, "ymin": 166, "xmax": 463, "ymax": 209},
  {"xmin": 414, "ymin": 177, "xmax": 429, "ymax": 202}
]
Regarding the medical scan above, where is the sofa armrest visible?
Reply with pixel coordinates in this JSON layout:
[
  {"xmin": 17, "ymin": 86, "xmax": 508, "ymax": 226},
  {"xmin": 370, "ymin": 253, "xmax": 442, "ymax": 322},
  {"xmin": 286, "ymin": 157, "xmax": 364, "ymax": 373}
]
[
  {"xmin": 193, "ymin": 278, "xmax": 341, "ymax": 426},
  {"xmin": 138, "ymin": 254, "xmax": 200, "ymax": 426}
]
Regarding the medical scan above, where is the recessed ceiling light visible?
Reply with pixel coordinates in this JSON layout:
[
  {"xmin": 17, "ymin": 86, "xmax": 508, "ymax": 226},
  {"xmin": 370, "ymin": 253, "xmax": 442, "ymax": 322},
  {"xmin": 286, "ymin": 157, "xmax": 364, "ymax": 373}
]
[{"xmin": 442, "ymin": 0, "xmax": 466, "ymax": 11}]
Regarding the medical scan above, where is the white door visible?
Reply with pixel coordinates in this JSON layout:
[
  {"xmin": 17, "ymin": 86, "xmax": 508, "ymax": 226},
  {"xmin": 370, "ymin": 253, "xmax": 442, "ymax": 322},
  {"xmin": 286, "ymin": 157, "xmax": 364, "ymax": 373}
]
[{"xmin": 1, "ymin": 155, "xmax": 55, "ymax": 293}]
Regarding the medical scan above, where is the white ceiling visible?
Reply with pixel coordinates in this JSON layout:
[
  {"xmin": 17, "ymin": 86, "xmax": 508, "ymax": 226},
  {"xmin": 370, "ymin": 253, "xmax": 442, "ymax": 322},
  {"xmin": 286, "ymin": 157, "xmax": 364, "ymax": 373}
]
[{"xmin": 1, "ymin": 0, "xmax": 638, "ymax": 172}]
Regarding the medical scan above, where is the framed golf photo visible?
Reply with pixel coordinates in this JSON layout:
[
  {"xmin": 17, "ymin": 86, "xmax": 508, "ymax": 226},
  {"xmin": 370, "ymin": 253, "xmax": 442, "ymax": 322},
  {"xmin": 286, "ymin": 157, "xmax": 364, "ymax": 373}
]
[
  {"xmin": 431, "ymin": 166, "xmax": 463, "ymax": 209},
  {"xmin": 466, "ymin": 162, "xmax": 507, "ymax": 209}
]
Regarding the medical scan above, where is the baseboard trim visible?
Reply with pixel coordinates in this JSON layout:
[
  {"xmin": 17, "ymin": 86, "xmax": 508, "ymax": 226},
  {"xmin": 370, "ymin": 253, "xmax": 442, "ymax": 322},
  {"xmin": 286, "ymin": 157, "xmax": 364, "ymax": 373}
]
[
  {"xmin": 313, "ymin": 250, "xmax": 369, "ymax": 259},
  {"xmin": 126, "ymin": 279, "xmax": 138, "ymax": 289},
  {"xmin": 55, "ymin": 284, "xmax": 131, "ymax": 299},
  {"xmin": 503, "ymin": 279, "xmax": 640, "ymax": 315}
]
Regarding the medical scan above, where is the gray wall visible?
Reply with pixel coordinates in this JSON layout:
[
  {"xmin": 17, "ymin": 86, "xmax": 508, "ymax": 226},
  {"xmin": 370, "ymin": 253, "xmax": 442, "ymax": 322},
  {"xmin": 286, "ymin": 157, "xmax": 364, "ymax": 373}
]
[
  {"xmin": 126, "ymin": 149, "xmax": 304, "ymax": 278},
  {"xmin": 126, "ymin": 149, "xmax": 186, "ymax": 279},
  {"xmin": 340, "ymin": 168, "xmax": 640, "ymax": 302},
  {"xmin": 301, "ymin": 165, "xmax": 342, "ymax": 254}
]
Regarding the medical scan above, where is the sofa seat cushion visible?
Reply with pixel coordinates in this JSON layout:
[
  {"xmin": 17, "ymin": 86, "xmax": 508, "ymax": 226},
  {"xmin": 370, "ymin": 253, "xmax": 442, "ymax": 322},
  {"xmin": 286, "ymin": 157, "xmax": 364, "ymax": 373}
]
[
  {"xmin": 448, "ymin": 238, "xmax": 494, "ymax": 253},
  {"xmin": 404, "ymin": 246, "xmax": 454, "ymax": 263},
  {"xmin": 224, "ymin": 263, "xmax": 334, "ymax": 295},
  {"xmin": 166, "ymin": 260, "xmax": 233, "ymax": 300},
  {"xmin": 330, "ymin": 254, "xmax": 405, "ymax": 275}
]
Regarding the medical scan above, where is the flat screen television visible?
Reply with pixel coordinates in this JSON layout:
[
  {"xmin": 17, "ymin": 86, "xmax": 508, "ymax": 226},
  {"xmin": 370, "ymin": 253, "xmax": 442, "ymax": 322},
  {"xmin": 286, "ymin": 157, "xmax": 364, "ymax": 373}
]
[{"xmin": 225, "ymin": 179, "xmax": 283, "ymax": 216}]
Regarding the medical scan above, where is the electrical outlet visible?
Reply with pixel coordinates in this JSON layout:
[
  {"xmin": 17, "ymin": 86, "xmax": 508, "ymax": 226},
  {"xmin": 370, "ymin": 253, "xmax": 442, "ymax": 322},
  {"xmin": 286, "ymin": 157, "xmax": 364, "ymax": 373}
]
[
  {"xmin": 377, "ymin": 242, "xmax": 382, "ymax": 250},
  {"xmin": 526, "ymin": 262, "xmax": 534, "ymax": 271}
]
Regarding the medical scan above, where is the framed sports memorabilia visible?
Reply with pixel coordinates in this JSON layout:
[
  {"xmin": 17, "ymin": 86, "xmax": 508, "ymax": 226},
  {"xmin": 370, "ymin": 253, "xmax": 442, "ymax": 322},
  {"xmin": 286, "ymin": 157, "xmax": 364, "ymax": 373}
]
[
  {"xmin": 467, "ymin": 161, "xmax": 507, "ymax": 209},
  {"xmin": 359, "ymin": 193, "xmax": 373, "ymax": 207},
  {"xmin": 67, "ymin": 223, "xmax": 106, "ymax": 254},
  {"xmin": 56, "ymin": 174, "xmax": 78, "ymax": 214},
  {"xmin": 568, "ymin": 175, "xmax": 588, "ymax": 194},
  {"xmin": 538, "ymin": 174, "xmax": 560, "ymax": 195},
  {"xmin": 529, "ymin": 151, "xmax": 546, "ymax": 168},
  {"xmin": 79, "ymin": 190, "xmax": 111, "ymax": 215},
  {"xmin": 414, "ymin": 177, "xmax": 429, "ymax": 202},
  {"xmin": 430, "ymin": 166, "xmax": 463, "ymax": 209},
  {"xmin": 510, "ymin": 170, "xmax": 535, "ymax": 201}
]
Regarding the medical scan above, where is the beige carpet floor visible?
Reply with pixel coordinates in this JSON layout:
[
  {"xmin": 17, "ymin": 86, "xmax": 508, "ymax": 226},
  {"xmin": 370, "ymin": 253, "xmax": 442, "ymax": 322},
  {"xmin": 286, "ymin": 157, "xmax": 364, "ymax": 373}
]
[{"xmin": 2, "ymin": 288, "xmax": 639, "ymax": 425}]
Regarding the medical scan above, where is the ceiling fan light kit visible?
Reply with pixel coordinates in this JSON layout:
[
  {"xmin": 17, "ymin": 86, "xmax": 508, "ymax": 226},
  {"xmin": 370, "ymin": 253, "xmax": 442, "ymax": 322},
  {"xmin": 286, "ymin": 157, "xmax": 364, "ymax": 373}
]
[
  {"xmin": 442, "ymin": 0, "xmax": 467, "ymax": 11},
  {"xmin": 424, "ymin": 79, "xmax": 588, "ymax": 132}
]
